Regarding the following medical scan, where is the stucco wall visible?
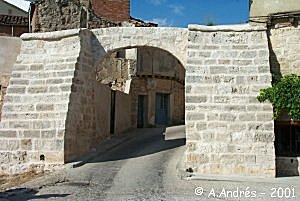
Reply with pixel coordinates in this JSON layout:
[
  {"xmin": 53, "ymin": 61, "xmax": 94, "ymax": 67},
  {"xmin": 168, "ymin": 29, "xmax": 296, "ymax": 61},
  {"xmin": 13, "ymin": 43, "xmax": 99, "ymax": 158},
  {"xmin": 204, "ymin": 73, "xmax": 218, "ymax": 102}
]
[
  {"xmin": 250, "ymin": 0, "xmax": 300, "ymax": 17},
  {"xmin": 114, "ymin": 91, "xmax": 131, "ymax": 135},
  {"xmin": 0, "ymin": 36, "xmax": 21, "ymax": 118},
  {"xmin": 95, "ymin": 83, "xmax": 111, "ymax": 142},
  {"xmin": 276, "ymin": 157, "xmax": 300, "ymax": 176},
  {"xmin": 137, "ymin": 47, "xmax": 185, "ymax": 81},
  {"xmin": 0, "ymin": 36, "xmax": 21, "ymax": 74},
  {"xmin": 0, "ymin": 1, "xmax": 28, "ymax": 17},
  {"xmin": 130, "ymin": 78, "xmax": 185, "ymax": 127},
  {"xmin": 268, "ymin": 26, "xmax": 300, "ymax": 78}
]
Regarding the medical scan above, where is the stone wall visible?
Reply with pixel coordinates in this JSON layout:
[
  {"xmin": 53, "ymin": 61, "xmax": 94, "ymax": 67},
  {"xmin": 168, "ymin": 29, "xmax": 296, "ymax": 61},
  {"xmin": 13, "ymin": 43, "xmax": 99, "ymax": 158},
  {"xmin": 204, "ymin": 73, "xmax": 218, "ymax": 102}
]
[
  {"xmin": 0, "ymin": 26, "xmax": 280, "ymax": 177},
  {"xmin": 91, "ymin": 27, "xmax": 188, "ymax": 71},
  {"xmin": 96, "ymin": 52, "xmax": 133, "ymax": 91},
  {"xmin": 64, "ymin": 29, "xmax": 103, "ymax": 162},
  {"xmin": 0, "ymin": 29, "xmax": 82, "ymax": 174},
  {"xmin": 268, "ymin": 26, "xmax": 300, "ymax": 78},
  {"xmin": 185, "ymin": 24, "xmax": 275, "ymax": 177},
  {"xmin": 31, "ymin": 0, "xmax": 118, "ymax": 32}
]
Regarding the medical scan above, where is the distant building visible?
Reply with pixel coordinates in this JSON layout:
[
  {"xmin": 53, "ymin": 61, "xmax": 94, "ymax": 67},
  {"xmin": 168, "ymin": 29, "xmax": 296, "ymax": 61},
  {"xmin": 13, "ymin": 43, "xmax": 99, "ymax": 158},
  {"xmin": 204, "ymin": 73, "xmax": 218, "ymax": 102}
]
[
  {"xmin": 30, "ymin": 0, "xmax": 156, "ymax": 33},
  {"xmin": 0, "ymin": 0, "xmax": 30, "ymax": 36},
  {"xmin": 249, "ymin": 0, "xmax": 300, "ymax": 26}
]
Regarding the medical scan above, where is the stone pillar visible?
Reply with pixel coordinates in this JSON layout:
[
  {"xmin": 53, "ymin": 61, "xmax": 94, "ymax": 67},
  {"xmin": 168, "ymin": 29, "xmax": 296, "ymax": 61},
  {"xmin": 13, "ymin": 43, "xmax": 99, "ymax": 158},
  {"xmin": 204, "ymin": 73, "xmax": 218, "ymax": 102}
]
[
  {"xmin": 184, "ymin": 24, "xmax": 276, "ymax": 177},
  {"xmin": 0, "ymin": 29, "xmax": 82, "ymax": 175}
]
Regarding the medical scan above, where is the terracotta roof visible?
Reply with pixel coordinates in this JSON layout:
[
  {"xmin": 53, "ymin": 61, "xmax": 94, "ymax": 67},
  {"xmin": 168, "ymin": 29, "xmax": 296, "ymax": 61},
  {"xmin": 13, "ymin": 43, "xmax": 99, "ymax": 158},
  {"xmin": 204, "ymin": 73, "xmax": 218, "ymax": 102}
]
[{"xmin": 0, "ymin": 14, "xmax": 28, "ymax": 26}]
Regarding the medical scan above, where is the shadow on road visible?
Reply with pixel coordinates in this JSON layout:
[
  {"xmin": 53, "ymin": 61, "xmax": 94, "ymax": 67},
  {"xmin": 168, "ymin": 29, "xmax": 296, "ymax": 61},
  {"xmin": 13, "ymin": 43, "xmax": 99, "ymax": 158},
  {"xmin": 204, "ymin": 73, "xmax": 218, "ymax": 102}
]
[
  {"xmin": 0, "ymin": 188, "xmax": 69, "ymax": 201},
  {"xmin": 88, "ymin": 127, "xmax": 186, "ymax": 163}
]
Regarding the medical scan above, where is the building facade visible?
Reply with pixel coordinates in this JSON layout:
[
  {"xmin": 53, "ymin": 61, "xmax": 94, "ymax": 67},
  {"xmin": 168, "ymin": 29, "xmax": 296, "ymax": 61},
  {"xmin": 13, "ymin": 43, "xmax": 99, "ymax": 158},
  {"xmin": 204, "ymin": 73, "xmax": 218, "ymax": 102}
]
[
  {"xmin": 250, "ymin": 0, "xmax": 300, "ymax": 176},
  {"xmin": 30, "ymin": 0, "xmax": 156, "ymax": 32},
  {"xmin": 0, "ymin": 0, "xmax": 29, "ymax": 36}
]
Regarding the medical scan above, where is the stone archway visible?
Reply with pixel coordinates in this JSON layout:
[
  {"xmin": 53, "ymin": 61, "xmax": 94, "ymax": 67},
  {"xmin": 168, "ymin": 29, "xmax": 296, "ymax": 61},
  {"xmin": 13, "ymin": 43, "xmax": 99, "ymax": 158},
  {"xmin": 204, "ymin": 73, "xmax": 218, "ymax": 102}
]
[
  {"xmin": 0, "ymin": 25, "xmax": 277, "ymax": 178},
  {"xmin": 64, "ymin": 28, "xmax": 188, "ymax": 162},
  {"xmin": 0, "ymin": 27, "xmax": 188, "ymax": 175}
]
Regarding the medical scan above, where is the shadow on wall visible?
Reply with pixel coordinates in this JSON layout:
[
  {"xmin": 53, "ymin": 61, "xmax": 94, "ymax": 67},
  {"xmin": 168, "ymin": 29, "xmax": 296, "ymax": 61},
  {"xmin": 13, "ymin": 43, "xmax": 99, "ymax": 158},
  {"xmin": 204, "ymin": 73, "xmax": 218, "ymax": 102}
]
[
  {"xmin": 64, "ymin": 29, "xmax": 186, "ymax": 163},
  {"xmin": 64, "ymin": 30, "xmax": 108, "ymax": 163},
  {"xmin": 267, "ymin": 30, "xmax": 299, "ymax": 177},
  {"xmin": 0, "ymin": 188, "xmax": 69, "ymax": 201},
  {"xmin": 276, "ymin": 157, "xmax": 299, "ymax": 177},
  {"xmin": 266, "ymin": 29, "xmax": 282, "ymax": 82}
]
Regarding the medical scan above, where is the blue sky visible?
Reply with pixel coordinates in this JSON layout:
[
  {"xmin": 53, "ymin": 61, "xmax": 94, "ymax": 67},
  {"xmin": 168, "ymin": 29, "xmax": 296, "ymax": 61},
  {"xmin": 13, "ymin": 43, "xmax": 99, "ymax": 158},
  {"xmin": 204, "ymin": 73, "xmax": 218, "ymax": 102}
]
[{"xmin": 131, "ymin": 0, "xmax": 249, "ymax": 27}]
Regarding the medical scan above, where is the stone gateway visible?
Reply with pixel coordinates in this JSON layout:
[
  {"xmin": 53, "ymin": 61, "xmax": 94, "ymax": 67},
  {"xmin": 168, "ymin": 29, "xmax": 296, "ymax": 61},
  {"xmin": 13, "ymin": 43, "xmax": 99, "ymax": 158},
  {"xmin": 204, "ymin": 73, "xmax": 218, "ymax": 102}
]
[{"xmin": 0, "ymin": 22, "xmax": 299, "ymax": 177}]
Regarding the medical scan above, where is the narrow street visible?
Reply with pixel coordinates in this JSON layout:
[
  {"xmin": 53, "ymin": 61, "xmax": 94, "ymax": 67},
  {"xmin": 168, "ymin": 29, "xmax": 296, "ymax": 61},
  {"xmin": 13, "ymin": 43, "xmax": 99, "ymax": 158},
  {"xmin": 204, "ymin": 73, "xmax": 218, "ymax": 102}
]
[{"xmin": 1, "ymin": 128, "xmax": 300, "ymax": 201}]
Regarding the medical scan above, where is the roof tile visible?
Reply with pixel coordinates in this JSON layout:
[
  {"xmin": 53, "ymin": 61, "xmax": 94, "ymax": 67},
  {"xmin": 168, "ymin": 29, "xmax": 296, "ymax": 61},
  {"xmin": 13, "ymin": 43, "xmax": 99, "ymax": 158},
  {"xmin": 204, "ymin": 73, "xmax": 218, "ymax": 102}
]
[{"xmin": 0, "ymin": 14, "xmax": 28, "ymax": 26}]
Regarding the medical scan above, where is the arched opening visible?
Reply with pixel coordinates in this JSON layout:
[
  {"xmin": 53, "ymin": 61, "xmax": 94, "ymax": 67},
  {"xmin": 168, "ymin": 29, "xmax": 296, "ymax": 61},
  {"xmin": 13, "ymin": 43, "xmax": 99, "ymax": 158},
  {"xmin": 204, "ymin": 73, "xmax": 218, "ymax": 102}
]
[{"xmin": 95, "ymin": 46, "xmax": 185, "ymax": 135}]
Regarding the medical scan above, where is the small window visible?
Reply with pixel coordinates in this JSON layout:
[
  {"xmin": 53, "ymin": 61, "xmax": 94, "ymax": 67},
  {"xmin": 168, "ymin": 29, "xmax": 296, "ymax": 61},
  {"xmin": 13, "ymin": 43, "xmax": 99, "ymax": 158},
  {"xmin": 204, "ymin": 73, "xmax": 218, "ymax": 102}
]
[
  {"xmin": 116, "ymin": 50, "xmax": 125, "ymax": 58},
  {"xmin": 275, "ymin": 121, "xmax": 300, "ymax": 157},
  {"xmin": 8, "ymin": 9, "xmax": 12, "ymax": 15}
]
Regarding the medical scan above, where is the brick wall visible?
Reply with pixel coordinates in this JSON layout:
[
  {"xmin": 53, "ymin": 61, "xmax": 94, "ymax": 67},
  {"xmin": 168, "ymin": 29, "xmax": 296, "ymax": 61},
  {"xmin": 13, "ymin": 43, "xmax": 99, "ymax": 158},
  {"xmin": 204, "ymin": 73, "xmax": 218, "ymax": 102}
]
[{"xmin": 90, "ymin": 0, "xmax": 130, "ymax": 22}]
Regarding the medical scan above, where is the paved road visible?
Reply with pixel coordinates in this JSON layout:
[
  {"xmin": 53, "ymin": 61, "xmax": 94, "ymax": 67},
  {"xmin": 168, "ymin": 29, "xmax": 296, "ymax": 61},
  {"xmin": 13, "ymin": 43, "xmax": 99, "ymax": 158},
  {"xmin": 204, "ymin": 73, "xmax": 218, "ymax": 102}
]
[{"xmin": 1, "ymin": 128, "xmax": 300, "ymax": 201}]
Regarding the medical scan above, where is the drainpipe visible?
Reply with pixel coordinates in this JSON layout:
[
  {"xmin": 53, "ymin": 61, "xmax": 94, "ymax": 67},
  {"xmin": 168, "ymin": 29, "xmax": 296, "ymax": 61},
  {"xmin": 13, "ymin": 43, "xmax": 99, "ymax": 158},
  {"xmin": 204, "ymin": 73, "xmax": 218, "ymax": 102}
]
[
  {"xmin": 11, "ymin": 25, "xmax": 14, "ymax": 37},
  {"xmin": 28, "ymin": 4, "xmax": 32, "ymax": 33}
]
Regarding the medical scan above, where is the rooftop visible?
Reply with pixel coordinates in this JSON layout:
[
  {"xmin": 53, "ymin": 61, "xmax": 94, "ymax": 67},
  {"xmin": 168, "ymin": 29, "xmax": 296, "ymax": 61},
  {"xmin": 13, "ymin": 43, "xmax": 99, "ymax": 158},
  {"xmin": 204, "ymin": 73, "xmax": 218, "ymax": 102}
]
[
  {"xmin": 0, "ymin": 14, "xmax": 28, "ymax": 25},
  {"xmin": 3, "ymin": 0, "xmax": 30, "ymax": 12}
]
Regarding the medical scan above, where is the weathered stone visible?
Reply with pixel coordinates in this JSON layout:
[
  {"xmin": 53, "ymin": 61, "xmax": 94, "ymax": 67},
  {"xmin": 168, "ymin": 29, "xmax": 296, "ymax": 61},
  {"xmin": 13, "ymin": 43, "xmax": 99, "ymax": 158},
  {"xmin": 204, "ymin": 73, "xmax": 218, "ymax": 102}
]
[
  {"xmin": 186, "ymin": 96, "xmax": 207, "ymax": 103},
  {"xmin": 0, "ymin": 25, "xmax": 278, "ymax": 178},
  {"xmin": 186, "ymin": 113, "xmax": 205, "ymax": 121},
  {"xmin": 36, "ymin": 104, "xmax": 54, "ymax": 111},
  {"xmin": 7, "ymin": 86, "xmax": 26, "ymax": 94},
  {"xmin": 27, "ymin": 86, "xmax": 48, "ymax": 94},
  {"xmin": 20, "ymin": 139, "xmax": 32, "ymax": 150},
  {"xmin": 0, "ymin": 131, "xmax": 17, "ymax": 138}
]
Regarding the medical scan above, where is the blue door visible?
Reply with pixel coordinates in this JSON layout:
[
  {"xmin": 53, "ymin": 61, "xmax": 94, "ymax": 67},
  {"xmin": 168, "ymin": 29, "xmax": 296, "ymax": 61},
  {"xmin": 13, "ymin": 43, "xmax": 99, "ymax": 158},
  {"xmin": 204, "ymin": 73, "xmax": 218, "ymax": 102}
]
[{"xmin": 155, "ymin": 93, "xmax": 169, "ymax": 125}]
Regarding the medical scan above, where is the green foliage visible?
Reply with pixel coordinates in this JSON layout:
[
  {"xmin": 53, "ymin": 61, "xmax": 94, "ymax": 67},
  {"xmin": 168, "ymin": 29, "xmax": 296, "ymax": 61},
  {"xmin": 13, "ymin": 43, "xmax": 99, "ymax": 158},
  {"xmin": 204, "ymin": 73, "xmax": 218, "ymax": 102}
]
[{"xmin": 257, "ymin": 74, "xmax": 300, "ymax": 120}]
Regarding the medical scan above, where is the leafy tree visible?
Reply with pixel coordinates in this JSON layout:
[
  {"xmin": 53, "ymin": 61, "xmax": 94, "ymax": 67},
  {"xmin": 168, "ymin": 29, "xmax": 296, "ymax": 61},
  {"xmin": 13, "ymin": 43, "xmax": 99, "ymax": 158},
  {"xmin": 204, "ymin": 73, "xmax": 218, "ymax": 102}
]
[{"xmin": 257, "ymin": 74, "xmax": 300, "ymax": 120}]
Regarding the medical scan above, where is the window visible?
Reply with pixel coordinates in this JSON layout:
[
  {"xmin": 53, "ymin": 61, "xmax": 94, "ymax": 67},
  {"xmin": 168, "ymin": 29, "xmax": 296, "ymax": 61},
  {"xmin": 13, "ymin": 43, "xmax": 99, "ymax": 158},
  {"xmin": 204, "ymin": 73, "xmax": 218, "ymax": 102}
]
[
  {"xmin": 275, "ymin": 121, "xmax": 300, "ymax": 157},
  {"xmin": 116, "ymin": 50, "xmax": 125, "ymax": 58}
]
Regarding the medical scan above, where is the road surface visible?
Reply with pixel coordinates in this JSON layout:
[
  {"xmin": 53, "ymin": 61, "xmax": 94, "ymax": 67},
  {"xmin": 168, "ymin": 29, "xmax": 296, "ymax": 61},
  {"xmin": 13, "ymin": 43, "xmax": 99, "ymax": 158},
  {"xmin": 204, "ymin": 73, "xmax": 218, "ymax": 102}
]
[{"xmin": 1, "ymin": 128, "xmax": 300, "ymax": 201}]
